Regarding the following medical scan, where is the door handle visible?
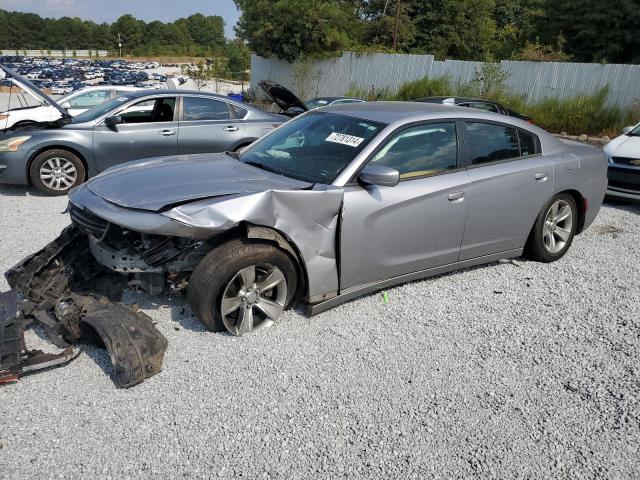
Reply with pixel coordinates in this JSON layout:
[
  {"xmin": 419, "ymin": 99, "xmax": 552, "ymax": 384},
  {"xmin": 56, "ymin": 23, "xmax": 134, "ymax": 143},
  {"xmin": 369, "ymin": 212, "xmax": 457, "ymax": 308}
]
[
  {"xmin": 448, "ymin": 191, "xmax": 465, "ymax": 202},
  {"xmin": 534, "ymin": 172, "xmax": 548, "ymax": 182},
  {"xmin": 158, "ymin": 129, "xmax": 175, "ymax": 136},
  {"xmin": 223, "ymin": 126, "xmax": 239, "ymax": 132}
]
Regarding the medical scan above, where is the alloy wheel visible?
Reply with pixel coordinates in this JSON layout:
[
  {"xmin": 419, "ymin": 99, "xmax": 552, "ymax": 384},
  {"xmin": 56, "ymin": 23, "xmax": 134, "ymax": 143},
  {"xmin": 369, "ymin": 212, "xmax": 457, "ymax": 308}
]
[
  {"xmin": 542, "ymin": 199, "xmax": 573, "ymax": 254},
  {"xmin": 220, "ymin": 263, "xmax": 287, "ymax": 336},
  {"xmin": 39, "ymin": 157, "xmax": 77, "ymax": 191}
]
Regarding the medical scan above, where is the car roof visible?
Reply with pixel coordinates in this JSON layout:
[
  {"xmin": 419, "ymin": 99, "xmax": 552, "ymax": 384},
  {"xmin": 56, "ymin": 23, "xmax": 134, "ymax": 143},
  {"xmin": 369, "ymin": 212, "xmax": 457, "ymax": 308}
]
[
  {"xmin": 323, "ymin": 101, "xmax": 535, "ymax": 130},
  {"xmin": 122, "ymin": 89, "xmax": 239, "ymax": 101},
  {"xmin": 309, "ymin": 96, "xmax": 363, "ymax": 102},
  {"xmin": 419, "ymin": 96, "xmax": 500, "ymax": 104}
]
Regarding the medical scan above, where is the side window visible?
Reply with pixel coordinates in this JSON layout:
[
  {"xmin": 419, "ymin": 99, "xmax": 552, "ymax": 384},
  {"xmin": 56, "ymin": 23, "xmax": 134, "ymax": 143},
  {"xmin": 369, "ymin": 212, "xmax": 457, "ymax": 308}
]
[
  {"xmin": 67, "ymin": 90, "xmax": 110, "ymax": 108},
  {"xmin": 518, "ymin": 129, "xmax": 538, "ymax": 156},
  {"xmin": 369, "ymin": 123, "xmax": 458, "ymax": 179},
  {"xmin": 465, "ymin": 122, "xmax": 519, "ymax": 165},
  {"xmin": 468, "ymin": 102, "xmax": 500, "ymax": 113},
  {"xmin": 183, "ymin": 97, "xmax": 230, "ymax": 121},
  {"xmin": 119, "ymin": 97, "xmax": 176, "ymax": 124},
  {"xmin": 230, "ymin": 104, "xmax": 248, "ymax": 119}
]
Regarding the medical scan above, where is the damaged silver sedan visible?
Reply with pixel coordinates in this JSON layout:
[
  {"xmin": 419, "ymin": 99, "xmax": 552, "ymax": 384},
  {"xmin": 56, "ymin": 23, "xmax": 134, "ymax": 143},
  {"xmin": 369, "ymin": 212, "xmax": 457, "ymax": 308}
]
[{"xmin": 2, "ymin": 102, "xmax": 607, "ymax": 385}]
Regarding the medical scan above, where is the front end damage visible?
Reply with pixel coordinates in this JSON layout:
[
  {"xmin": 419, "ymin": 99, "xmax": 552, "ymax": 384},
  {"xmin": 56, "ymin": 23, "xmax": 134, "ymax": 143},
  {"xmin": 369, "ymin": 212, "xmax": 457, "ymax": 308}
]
[
  {"xmin": 1, "ymin": 226, "xmax": 167, "ymax": 387},
  {"xmin": 1, "ymin": 169, "xmax": 344, "ymax": 386}
]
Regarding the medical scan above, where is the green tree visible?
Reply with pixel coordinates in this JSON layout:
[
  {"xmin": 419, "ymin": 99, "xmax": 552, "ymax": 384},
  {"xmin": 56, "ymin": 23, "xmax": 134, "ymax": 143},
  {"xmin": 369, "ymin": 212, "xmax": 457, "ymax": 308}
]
[
  {"xmin": 234, "ymin": 0, "xmax": 359, "ymax": 61},
  {"xmin": 408, "ymin": 0, "xmax": 498, "ymax": 60},
  {"xmin": 111, "ymin": 14, "xmax": 145, "ymax": 54},
  {"xmin": 541, "ymin": 0, "xmax": 640, "ymax": 63}
]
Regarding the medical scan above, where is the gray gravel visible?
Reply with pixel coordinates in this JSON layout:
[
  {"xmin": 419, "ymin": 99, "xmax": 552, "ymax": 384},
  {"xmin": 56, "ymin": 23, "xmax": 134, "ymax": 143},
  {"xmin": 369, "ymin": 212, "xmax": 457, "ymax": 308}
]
[{"xmin": 1, "ymin": 183, "xmax": 639, "ymax": 479}]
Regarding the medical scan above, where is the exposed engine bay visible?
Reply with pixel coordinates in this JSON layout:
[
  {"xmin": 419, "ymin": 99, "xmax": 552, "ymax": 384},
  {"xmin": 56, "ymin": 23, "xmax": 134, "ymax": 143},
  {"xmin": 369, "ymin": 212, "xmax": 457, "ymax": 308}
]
[{"xmin": 0, "ymin": 226, "xmax": 168, "ymax": 388}]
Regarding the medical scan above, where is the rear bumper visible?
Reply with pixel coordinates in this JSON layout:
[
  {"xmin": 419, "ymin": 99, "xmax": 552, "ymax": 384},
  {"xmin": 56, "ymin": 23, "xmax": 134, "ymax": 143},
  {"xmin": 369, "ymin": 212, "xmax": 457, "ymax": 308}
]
[
  {"xmin": 0, "ymin": 151, "xmax": 30, "ymax": 185},
  {"xmin": 607, "ymin": 165, "xmax": 640, "ymax": 200}
]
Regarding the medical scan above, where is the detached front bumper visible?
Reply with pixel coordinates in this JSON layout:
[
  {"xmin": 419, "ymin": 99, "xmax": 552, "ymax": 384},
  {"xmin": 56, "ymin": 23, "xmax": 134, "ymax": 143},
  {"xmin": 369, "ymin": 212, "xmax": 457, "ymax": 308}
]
[
  {"xmin": 607, "ymin": 165, "xmax": 640, "ymax": 201},
  {"xmin": 2, "ymin": 226, "xmax": 168, "ymax": 387},
  {"xmin": 0, "ymin": 150, "xmax": 30, "ymax": 185}
]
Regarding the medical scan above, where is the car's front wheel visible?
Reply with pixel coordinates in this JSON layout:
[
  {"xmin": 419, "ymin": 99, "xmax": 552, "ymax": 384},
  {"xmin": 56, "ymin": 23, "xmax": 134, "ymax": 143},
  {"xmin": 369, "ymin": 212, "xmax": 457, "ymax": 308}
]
[
  {"xmin": 524, "ymin": 193, "xmax": 577, "ymax": 262},
  {"xmin": 188, "ymin": 239, "xmax": 298, "ymax": 335},
  {"xmin": 29, "ymin": 149, "xmax": 85, "ymax": 196}
]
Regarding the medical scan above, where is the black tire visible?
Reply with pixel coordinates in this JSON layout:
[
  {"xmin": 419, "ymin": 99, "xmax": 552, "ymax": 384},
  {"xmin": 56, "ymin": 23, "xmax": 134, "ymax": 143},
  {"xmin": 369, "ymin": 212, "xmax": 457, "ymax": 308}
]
[
  {"xmin": 524, "ymin": 193, "xmax": 577, "ymax": 262},
  {"xmin": 29, "ymin": 149, "xmax": 85, "ymax": 196},
  {"xmin": 233, "ymin": 143, "xmax": 252, "ymax": 153},
  {"xmin": 188, "ymin": 238, "xmax": 299, "ymax": 332}
]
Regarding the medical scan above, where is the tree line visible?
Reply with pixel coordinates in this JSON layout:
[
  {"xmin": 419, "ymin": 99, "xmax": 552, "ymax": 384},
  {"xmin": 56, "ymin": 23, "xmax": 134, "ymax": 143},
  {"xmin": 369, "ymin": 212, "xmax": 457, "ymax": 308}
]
[
  {"xmin": 234, "ymin": 0, "xmax": 640, "ymax": 64},
  {"xmin": 0, "ymin": 10, "xmax": 251, "ymax": 72}
]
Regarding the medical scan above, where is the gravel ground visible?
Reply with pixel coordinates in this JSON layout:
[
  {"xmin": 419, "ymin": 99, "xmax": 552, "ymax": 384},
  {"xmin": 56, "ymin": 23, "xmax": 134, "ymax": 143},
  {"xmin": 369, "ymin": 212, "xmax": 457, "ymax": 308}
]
[{"xmin": 0, "ymin": 184, "xmax": 639, "ymax": 479}]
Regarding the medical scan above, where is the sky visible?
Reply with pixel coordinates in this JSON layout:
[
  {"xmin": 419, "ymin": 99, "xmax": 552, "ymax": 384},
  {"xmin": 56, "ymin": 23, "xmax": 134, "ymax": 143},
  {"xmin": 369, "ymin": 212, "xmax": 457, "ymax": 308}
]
[{"xmin": 0, "ymin": 0, "xmax": 241, "ymax": 37}]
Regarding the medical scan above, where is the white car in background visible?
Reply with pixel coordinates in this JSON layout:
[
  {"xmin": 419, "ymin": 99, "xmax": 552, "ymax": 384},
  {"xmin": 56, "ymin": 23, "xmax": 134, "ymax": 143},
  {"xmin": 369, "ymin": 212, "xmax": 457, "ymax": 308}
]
[
  {"xmin": 603, "ymin": 124, "xmax": 640, "ymax": 201},
  {"xmin": 0, "ymin": 83, "xmax": 141, "ymax": 130}
]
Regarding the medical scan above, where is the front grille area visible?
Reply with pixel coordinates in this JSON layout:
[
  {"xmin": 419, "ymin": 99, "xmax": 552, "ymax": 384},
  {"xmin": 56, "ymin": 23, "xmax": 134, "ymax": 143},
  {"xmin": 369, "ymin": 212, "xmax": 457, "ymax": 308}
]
[
  {"xmin": 68, "ymin": 203, "xmax": 109, "ymax": 239},
  {"xmin": 612, "ymin": 156, "xmax": 640, "ymax": 166},
  {"xmin": 608, "ymin": 179, "xmax": 640, "ymax": 191}
]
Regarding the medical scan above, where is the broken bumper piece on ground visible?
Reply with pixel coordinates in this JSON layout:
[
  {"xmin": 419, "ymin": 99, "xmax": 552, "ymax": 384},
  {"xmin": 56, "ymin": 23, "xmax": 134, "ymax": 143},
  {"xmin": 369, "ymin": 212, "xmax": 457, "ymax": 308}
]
[{"xmin": 1, "ymin": 225, "xmax": 168, "ymax": 388}]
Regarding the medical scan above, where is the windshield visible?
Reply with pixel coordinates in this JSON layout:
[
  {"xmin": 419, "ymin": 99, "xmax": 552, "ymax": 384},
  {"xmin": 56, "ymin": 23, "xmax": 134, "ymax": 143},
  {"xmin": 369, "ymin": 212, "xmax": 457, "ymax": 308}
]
[
  {"xmin": 304, "ymin": 98, "xmax": 331, "ymax": 109},
  {"xmin": 73, "ymin": 96, "xmax": 133, "ymax": 123},
  {"xmin": 628, "ymin": 124, "xmax": 640, "ymax": 137},
  {"xmin": 239, "ymin": 112, "xmax": 386, "ymax": 184}
]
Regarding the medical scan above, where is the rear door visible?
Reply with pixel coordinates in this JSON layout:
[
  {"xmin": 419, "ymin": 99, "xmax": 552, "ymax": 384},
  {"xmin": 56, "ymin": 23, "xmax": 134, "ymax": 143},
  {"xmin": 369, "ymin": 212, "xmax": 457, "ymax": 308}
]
[
  {"xmin": 92, "ymin": 96, "xmax": 179, "ymax": 171},
  {"xmin": 177, "ymin": 95, "xmax": 245, "ymax": 154},
  {"xmin": 459, "ymin": 121, "xmax": 553, "ymax": 260},
  {"xmin": 340, "ymin": 121, "xmax": 470, "ymax": 289}
]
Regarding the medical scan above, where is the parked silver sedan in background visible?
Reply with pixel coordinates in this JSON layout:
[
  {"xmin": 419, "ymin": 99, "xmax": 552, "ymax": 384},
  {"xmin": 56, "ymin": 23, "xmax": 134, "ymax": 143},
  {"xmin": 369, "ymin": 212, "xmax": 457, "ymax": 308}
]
[
  {"xmin": 58, "ymin": 102, "xmax": 607, "ymax": 336},
  {"xmin": 0, "ymin": 68, "xmax": 286, "ymax": 195}
]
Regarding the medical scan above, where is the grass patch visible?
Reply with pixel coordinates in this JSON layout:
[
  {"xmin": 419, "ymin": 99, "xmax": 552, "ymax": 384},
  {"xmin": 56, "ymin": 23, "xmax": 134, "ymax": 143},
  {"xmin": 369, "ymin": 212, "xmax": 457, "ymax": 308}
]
[{"xmin": 371, "ymin": 72, "xmax": 636, "ymax": 136}]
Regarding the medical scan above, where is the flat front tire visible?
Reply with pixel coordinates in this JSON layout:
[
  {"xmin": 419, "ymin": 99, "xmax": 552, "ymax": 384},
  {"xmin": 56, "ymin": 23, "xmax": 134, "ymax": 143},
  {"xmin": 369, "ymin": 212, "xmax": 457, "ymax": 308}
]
[
  {"xmin": 188, "ymin": 239, "xmax": 298, "ymax": 335},
  {"xmin": 524, "ymin": 193, "xmax": 577, "ymax": 262}
]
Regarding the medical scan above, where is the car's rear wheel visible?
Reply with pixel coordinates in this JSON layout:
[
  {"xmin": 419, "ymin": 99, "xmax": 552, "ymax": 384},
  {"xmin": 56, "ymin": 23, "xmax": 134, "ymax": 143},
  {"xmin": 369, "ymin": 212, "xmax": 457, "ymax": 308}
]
[
  {"xmin": 188, "ymin": 239, "xmax": 298, "ymax": 335},
  {"xmin": 524, "ymin": 193, "xmax": 577, "ymax": 262},
  {"xmin": 29, "ymin": 149, "xmax": 85, "ymax": 196}
]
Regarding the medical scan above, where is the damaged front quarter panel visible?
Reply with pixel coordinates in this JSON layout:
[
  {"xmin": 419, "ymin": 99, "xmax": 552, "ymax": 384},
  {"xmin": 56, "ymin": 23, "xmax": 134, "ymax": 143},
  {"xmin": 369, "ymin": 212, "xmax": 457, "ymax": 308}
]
[
  {"xmin": 2, "ymin": 226, "xmax": 168, "ymax": 387},
  {"xmin": 162, "ymin": 185, "xmax": 345, "ymax": 302}
]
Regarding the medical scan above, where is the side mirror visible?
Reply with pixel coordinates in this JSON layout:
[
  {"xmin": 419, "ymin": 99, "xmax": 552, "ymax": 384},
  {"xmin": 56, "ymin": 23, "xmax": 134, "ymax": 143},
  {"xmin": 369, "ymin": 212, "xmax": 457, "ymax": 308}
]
[
  {"xmin": 358, "ymin": 165, "xmax": 399, "ymax": 187},
  {"xmin": 623, "ymin": 126, "xmax": 634, "ymax": 134},
  {"xmin": 104, "ymin": 115, "xmax": 123, "ymax": 127},
  {"xmin": 60, "ymin": 102, "xmax": 71, "ymax": 109}
]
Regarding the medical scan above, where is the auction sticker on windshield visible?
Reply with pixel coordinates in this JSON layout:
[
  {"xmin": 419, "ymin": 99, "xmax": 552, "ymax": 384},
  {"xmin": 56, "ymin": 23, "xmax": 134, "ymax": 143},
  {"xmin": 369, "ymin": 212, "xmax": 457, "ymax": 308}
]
[{"xmin": 325, "ymin": 132, "xmax": 364, "ymax": 147}]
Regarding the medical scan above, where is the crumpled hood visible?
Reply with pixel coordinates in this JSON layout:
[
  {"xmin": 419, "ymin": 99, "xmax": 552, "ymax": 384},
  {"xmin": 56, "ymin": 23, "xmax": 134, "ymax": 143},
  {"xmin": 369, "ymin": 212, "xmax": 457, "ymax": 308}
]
[{"xmin": 86, "ymin": 153, "xmax": 313, "ymax": 211}]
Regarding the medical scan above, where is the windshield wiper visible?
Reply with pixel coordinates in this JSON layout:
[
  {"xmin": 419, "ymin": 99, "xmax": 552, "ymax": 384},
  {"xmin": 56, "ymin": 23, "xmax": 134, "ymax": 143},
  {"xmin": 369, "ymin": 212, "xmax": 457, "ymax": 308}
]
[{"xmin": 225, "ymin": 150, "xmax": 240, "ymax": 160}]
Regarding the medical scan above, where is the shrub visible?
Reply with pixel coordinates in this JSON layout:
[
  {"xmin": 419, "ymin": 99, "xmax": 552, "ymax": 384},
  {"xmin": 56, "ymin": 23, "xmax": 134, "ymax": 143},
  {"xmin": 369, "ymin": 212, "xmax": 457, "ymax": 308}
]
[
  {"xmin": 345, "ymin": 83, "xmax": 394, "ymax": 101},
  {"xmin": 393, "ymin": 75, "xmax": 454, "ymax": 100},
  {"xmin": 524, "ymin": 87, "xmax": 623, "ymax": 135}
]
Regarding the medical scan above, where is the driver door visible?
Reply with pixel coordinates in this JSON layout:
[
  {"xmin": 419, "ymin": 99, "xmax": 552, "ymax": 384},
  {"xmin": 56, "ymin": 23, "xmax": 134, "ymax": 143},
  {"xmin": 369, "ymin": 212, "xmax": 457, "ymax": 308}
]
[
  {"xmin": 339, "ymin": 122, "xmax": 470, "ymax": 290},
  {"xmin": 92, "ymin": 96, "xmax": 179, "ymax": 171}
]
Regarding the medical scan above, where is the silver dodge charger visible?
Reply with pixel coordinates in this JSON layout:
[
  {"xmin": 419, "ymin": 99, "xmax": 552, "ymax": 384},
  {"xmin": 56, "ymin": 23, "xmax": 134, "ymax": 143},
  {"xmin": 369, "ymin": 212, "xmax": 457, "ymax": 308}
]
[
  {"xmin": 3, "ymin": 101, "xmax": 608, "ymax": 385},
  {"xmin": 56, "ymin": 102, "xmax": 607, "ymax": 337}
]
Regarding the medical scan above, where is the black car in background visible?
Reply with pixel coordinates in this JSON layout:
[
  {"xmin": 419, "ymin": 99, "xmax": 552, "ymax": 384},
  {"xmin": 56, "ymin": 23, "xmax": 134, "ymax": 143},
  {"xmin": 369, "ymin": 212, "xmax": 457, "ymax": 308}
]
[{"xmin": 415, "ymin": 96, "xmax": 533, "ymax": 123}]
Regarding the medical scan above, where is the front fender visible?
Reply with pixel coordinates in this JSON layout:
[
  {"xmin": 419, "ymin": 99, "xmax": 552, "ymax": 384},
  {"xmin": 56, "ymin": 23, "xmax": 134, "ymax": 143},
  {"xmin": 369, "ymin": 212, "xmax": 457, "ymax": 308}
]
[{"xmin": 164, "ymin": 186, "xmax": 344, "ymax": 302}]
